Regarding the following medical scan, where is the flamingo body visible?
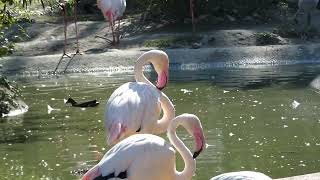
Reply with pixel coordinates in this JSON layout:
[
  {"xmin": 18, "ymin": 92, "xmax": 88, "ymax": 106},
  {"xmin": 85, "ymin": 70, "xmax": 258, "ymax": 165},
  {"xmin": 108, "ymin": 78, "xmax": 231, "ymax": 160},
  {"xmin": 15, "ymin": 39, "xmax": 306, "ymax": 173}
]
[
  {"xmin": 97, "ymin": 0, "xmax": 126, "ymax": 44},
  {"xmin": 298, "ymin": 0, "xmax": 319, "ymax": 12},
  {"xmin": 89, "ymin": 134, "xmax": 176, "ymax": 180},
  {"xmin": 104, "ymin": 50, "xmax": 173, "ymax": 145},
  {"xmin": 98, "ymin": 0, "xmax": 126, "ymax": 23},
  {"xmin": 105, "ymin": 82, "xmax": 162, "ymax": 143},
  {"xmin": 82, "ymin": 114, "xmax": 206, "ymax": 180},
  {"xmin": 210, "ymin": 171, "xmax": 272, "ymax": 180},
  {"xmin": 294, "ymin": 0, "xmax": 319, "ymax": 25}
]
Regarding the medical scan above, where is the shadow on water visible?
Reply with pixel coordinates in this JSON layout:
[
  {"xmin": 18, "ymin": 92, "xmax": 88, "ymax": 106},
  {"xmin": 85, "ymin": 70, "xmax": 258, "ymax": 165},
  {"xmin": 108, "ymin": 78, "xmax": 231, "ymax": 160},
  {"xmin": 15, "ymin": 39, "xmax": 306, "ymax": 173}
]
[{"xmin": 161, "ymin": 64, "xmax": 320, "ymax": 90}]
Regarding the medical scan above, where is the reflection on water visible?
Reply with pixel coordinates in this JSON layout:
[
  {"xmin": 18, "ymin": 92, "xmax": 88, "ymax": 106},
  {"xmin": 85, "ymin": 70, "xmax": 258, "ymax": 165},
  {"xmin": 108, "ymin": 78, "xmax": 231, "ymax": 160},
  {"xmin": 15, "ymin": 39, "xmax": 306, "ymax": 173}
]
[{"xmin": 1, "ymin": 64, "xmax": 320, "ymax": 179}]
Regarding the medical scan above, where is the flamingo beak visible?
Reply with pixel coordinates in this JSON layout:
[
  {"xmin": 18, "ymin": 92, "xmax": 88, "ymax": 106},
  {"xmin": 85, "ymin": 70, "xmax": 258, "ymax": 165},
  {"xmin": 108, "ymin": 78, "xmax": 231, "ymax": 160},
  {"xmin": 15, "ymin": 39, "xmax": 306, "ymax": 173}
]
[
  {"xmin": 193, "ymin": 146, "xmax": 203, "ymax": 159},
  {"xmin": 193, "ymin": 128, "xmax": 205, "ymax": 159},
  {"xmin": 156, "ymin": 69, "xmax": 168, "ymax": 90}
]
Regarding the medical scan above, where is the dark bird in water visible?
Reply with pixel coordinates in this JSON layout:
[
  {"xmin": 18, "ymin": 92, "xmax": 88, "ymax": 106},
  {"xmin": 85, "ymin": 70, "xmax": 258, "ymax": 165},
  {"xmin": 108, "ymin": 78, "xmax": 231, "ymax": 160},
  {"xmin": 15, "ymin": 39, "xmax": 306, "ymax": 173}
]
[{"xmin": 65, "ymin": 97, "xmax": 99, "ymax": 107}]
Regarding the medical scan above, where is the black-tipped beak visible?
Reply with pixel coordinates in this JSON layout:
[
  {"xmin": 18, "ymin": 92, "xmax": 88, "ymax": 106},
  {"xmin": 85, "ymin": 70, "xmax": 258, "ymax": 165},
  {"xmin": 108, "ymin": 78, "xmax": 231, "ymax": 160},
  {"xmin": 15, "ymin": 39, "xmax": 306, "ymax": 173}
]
[
  {"xmin": 156, "ymin": 85, "xmax": 165, "ymax": 90},
  {"xmin": 193, "ymin": 146, "xmax": 203, "ymax": 159}
]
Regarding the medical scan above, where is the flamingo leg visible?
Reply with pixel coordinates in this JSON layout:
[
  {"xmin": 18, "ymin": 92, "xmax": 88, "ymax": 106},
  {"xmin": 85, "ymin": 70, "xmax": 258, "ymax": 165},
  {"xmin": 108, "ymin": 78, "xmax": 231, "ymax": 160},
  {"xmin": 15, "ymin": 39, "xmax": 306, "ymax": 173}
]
[
  {"xmin": 116, "ymin": 19, "xmax": 121, "ymax": 44},
  {"xmin": 73, "ymin": 0, "xmax": 82, "ymax": 55},
  {"xmin": 54, "ymin": 1, "xmax": 72, "ymax": 73},
  {"xmin": 293, "ymin": 9, "xmax": 301, "ymax": 24},
  {"xmin": 110, "ymin": 20, "xmax": 116, "ymax": 45},
  {"xmin": 307, "ymin": 12, "xmax": 311, "ymax": 27},
  {"xmin": 190, "ymin": 0, "xmax": 195, "ymax": 33}
]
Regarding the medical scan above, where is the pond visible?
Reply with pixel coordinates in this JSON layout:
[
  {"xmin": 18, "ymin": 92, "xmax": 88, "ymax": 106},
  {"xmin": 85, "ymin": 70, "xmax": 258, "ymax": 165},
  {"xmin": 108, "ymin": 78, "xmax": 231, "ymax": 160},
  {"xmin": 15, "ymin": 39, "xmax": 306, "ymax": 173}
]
[{"xmin": 1, "ymin": 63, "xmax": 320, "ymax": 180}]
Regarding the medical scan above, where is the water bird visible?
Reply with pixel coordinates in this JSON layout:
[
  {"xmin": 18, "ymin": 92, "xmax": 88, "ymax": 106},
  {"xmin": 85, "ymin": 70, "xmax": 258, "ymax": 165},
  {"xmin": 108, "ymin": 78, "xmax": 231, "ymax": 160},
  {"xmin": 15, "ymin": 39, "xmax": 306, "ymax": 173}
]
[
  {"xmin": 47, "ymin": 105, "xmax": 61, "ymax": 114},
  {"xmin": 97, "ymin": 0, "xmax": 126, "ymax": 45},
  {"xmin": 210, "ymin": 171, "xmax": 272, "ymax": 180},
  {"xmin": 82, "ymin": 114, "xmax": 205, "ymax": 180},
  {"xmin": 65, "ymin": 98, "xmax": 99, "ymax": 107},
  {"xmin": 294, "ymin": 0, "xmax": 319, "ymax": 26},
  {"xmin": 105, "ymin": 50, "xmax": 174, "ymax": 145}
]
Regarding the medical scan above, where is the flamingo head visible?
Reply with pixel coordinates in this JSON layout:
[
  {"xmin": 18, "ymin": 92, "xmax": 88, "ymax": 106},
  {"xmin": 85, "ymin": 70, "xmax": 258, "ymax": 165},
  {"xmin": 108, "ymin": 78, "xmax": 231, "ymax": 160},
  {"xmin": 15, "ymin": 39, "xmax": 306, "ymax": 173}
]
[
  {"xmin": 81, "ymin": 165, "xmax": 101, "ymax": 180},
  {"xmin": 179, "ymin": 114, "xmax": 206, "ymax": 159},
  {"xmin": 151, "ymin": 54, "xmax": 169, "ymax": 90},
  {"xmin": 107, "ymin": 123, "xmax": 127, "ymax": 145}
]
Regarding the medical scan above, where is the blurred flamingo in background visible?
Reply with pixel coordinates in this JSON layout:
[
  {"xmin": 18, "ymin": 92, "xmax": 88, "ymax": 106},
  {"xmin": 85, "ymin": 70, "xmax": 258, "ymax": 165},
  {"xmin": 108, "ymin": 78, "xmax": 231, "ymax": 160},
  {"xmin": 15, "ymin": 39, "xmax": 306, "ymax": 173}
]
[
  {"xmin": 97, "ymin": 0, "xmax": 126, "ymax": 44},
  {"xmin": 294, "ymin": 0, "xmax": 319, "ymax": 26},
  {"xmin": 82, "ymin": 114, "xmax": 205, "ymax": 180}
]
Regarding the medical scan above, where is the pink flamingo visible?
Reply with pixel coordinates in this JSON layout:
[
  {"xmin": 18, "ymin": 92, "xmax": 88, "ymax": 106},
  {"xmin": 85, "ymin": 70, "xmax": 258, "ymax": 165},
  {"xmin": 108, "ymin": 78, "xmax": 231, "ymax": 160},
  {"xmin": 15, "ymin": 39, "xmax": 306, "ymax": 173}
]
[
  {"xmin": 97, "ymin": 0, "xmax": 126, "ymax": 45},
  {"xmin": 105, "ymin": 50, "xmax": 173, "ymax": 145},
  {"xmin": 82, "ymin": 114, "xmax": 205, "ymax": 180}
]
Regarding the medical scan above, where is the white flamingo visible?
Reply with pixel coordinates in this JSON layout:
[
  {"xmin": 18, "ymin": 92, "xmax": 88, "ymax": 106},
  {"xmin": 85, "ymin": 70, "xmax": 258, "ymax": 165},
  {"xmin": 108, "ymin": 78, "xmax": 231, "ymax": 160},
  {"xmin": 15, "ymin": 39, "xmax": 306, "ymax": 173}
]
[
  {"xmin": 97, "ymin": 0, "xmax": 126, "ymax": 44},
  {"xmin": 294, "ymin": 0, "xmax": 319, "ymax": 26},
  {"xmin": 82, "ymin": 113, "xmax": 206, "ymax": 180},
  {"xmin": 210, "ymin": 171, "xmax": 272, "ymax": 180},
  {"xmin": 105, "ymin": 50, "xmax": 174, "ymax": 145}
]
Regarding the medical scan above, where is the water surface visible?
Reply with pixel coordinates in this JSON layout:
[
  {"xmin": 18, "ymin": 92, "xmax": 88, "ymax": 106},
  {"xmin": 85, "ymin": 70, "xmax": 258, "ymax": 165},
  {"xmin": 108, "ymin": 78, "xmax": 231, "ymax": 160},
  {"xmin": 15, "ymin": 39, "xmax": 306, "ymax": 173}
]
[{"xmin": 1, "ymin": 64, "xmax": 320, "ymax": 179}]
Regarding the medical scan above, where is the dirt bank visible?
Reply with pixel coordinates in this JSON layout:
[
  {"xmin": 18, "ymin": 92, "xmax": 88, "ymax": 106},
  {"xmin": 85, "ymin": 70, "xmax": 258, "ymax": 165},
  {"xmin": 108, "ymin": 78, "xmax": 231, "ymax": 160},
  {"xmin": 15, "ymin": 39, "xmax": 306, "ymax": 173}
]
[{"xmin": 1, "ymin": 6, "xmax": 320, "ymax": 75}]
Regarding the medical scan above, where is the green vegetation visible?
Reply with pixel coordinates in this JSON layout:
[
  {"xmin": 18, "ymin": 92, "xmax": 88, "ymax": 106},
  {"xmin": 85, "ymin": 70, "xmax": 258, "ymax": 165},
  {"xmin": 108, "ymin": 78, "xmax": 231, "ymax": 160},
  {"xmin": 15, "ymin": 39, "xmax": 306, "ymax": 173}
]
[
  {"xmin": 144, "ymin": 35, "xmax": 202, "ymax": 48},
  {"xmin": 255, "ymin": 32, "xmax": 281, "ymax": 46},
  {"xmin": 0, "ymin": 0, "xmax": 35, "ymax": 57},
  {"xmin": 273, "ymin": 23, "xmax": 319, "ymax": 40}
]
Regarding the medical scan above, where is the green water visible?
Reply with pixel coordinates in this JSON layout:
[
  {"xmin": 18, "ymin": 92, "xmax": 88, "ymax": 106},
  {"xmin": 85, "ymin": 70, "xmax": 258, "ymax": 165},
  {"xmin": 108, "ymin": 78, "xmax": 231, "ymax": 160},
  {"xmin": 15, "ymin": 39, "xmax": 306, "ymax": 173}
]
[{"xmin": 1, "ymin": 64, "xmax": 320, "ymax": 180}]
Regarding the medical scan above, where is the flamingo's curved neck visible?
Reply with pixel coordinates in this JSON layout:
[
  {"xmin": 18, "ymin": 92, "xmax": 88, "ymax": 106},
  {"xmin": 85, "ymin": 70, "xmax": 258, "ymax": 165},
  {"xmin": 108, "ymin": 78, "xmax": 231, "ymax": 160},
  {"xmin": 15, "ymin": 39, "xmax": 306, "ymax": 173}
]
[
  {"xmin": 154, "ymin": 92, "xmax": 175, "ymax": 134},
  {"xmin": 134, "ymin": 53, "xmax": 154, "ymax": 87},
  {"xmin": 167, "ymin": 116, "xmax": 196, "ymax": 180}
]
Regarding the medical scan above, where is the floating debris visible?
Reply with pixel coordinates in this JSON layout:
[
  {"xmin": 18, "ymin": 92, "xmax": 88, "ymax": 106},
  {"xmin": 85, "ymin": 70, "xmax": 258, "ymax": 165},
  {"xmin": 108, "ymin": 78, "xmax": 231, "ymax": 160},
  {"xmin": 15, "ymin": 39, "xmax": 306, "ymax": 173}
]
[
  {"xmin": 47, "ymin": 105, "xmax": 61, "ymax": 114},
  {"xmin": 180, "ymin": 89, "xmax": 193, "ymax": 94},
  {"xmin": 291, "ymin": 100, "xmax": 300, "ymax": 109}
]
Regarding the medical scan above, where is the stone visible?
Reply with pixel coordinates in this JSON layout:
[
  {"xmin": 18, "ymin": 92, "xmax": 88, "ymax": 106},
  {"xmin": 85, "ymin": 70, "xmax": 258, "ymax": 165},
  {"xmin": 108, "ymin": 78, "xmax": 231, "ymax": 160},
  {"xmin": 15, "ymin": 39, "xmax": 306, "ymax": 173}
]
[{"xmin": 0, "ymin": 76, "xmax": 28, "ymax": 117}]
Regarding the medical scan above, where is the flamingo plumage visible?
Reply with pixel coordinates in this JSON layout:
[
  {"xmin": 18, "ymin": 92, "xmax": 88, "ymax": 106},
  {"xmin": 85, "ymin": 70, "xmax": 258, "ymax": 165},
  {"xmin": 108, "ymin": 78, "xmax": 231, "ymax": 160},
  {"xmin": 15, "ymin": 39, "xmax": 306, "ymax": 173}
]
[
  {"xmin": 82, "ymin": 113, "xmax": 206, "ymax": 180},
  {"xmin": 97, "ymin": 0, "xmax": 126, "ymax": 44},
  {"xmin": 210, "ymin": 171, "xmax": 272, "ymax": 180},
  {"xmin": 105, "ymin": 50, "xmax": 174, "ymax": 145}
]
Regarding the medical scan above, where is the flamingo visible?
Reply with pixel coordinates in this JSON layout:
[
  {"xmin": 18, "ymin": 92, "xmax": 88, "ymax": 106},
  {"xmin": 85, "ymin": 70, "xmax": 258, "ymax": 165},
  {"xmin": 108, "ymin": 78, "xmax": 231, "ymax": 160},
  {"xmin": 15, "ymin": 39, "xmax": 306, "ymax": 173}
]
[
  {"xmin": 294, "ymin": 0, "xmax": 319, "ymax": 26},
  {"xmin": 97, "ymin": 0, "xmax": 126, "ymax": 45},
  {"xmin": 54, "ymin": 0, "xmax": 81, "ymax": 73},
  {"xmin": 105, "ymin": 50, "xmax": 174, "ymax": 145},
  {"xmin": 82, "ymin": 113, "xmax": 206, "ymax": 180},
  {"xmin": 210, "ymin": 171, "xmax": 272, "ymax": 180}
]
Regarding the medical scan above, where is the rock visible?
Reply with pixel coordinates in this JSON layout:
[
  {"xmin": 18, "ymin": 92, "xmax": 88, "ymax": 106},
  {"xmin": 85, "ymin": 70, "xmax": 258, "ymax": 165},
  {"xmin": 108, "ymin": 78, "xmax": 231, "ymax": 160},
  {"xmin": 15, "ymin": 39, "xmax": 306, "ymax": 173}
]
[
  {"xmin": 0, "ymin": 76, "xmax": 28, "ymax": 117},
  {"xmin": 208, "ymin": 36, "xmax": 216, "ymax": 43},
  {"xmin": 192, "ymin": 43, "xmax": 201, "ymax": 49}
]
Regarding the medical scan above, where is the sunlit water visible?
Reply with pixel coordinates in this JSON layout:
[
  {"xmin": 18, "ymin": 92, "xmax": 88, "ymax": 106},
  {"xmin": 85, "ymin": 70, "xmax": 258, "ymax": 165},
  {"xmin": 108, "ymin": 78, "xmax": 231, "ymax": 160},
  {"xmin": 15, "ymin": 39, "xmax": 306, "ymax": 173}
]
[{"xmin": 1, "ymin": 64, "xmax": 320, "ymax": 180}]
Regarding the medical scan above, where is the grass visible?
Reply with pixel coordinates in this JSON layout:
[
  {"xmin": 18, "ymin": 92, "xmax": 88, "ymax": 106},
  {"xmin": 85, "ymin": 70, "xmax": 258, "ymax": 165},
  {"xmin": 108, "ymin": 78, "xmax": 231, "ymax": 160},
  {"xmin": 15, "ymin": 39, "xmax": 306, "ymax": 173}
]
[{"xmin": 144, "ymin": 35, "xmax": 202, "ymax": 48}]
